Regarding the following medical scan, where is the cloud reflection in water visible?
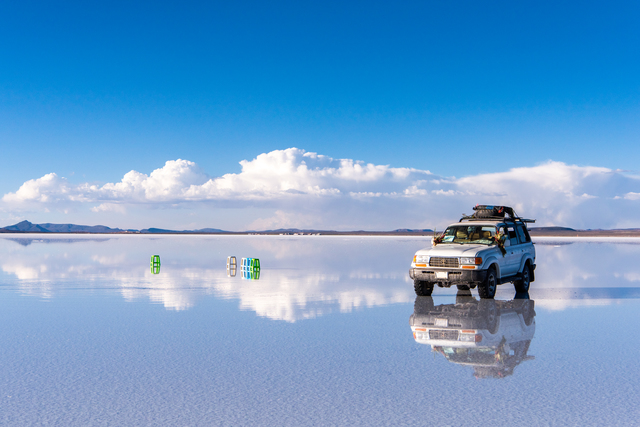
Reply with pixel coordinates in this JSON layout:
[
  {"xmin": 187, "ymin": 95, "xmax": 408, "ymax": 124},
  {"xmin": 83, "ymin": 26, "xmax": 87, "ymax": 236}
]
[
  {"xmin": 1, "ymin": 236, "xmax": 640, "ymax": 320},
  {"xmin": 0, "ymin": 236, "xmax": 415, "ymax": 319}
]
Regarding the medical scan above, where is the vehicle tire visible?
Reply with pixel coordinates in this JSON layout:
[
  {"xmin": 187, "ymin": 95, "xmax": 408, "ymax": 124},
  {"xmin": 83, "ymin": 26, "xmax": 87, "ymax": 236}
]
[
  {"xmin": 414, "ymin": 279, "xmax": 434, "ymax": 296},
  {"xmin": 522, "ymin": 300, "xmax": 535, "ymax": 326},
  {"xmin": 479, "ymin": 299, "xmax": 499, "ymax": 334},
  {"xmin": 455, "ymin": 289, "xmax": 474, "ymax": 305},
  {"xmin": 478, "ymin": 267, "xmax": 497, "ymax": 299},
  {"xmin": 456, "ymin": 284, "xmax": 470, "ymax": 291},
  {"xmin": 514, "ymin": 263, "xmax": 531, "ymax": 293},
  {"xmin": 414, "ymin": 296, "xmax": 435, "ymax": 313}
]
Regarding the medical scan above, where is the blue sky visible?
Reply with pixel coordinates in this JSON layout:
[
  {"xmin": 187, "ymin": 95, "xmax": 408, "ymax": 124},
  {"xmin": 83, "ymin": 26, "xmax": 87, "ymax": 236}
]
[{"xmin": 1, "ymin": 1, "xmax": 639, "ymax": 230}]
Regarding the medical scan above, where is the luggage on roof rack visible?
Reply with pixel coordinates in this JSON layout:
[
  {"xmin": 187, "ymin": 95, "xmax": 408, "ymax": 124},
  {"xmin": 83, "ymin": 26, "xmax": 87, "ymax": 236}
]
[
  {"xmin": 459, "ymin": 205, "xmax": 535, "ymax": 223},
  {"xmin": 472, "ymin": 205, "xmax": 517, "ymax": 219},
  {"xmin": 472, "ymin": 205, "xmax": 512, "ymax": 219}
]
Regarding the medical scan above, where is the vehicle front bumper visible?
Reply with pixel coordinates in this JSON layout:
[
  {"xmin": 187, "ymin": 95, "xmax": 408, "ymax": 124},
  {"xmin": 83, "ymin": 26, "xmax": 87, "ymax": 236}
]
[{"xmin": 409, "ymin": 268, "xmax": 488, "ymax": 284}]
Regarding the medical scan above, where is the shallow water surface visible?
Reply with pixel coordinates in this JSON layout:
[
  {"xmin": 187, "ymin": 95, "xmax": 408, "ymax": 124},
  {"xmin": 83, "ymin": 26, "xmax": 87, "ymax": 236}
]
[{"xmin": 1, "ymin": 235, "xmax": 639, "ymax": 425}]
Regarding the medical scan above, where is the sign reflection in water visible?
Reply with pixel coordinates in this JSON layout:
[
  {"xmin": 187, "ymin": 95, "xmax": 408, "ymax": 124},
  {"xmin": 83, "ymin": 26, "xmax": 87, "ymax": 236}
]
[
  {"xmin": 410, "ymin": 291, "xmax": 536, "ymax": 379},
  {"xmin": 2, "ymin": 236, "xmax": 640, "ymax": 425},
  {"xmin": 0, "ymin": 236, "xmax": 415, "ymax": 318},
  {"xmin": 150, "ymin": 255, "xmax": 161, "ymax": 274},
  {"xmin": 227, "ymin": 256, "xmax": 237, "ymax": 277},
  {"xmin": 3, "ymin": 235, "xmax": 640, "ymax": 320}
]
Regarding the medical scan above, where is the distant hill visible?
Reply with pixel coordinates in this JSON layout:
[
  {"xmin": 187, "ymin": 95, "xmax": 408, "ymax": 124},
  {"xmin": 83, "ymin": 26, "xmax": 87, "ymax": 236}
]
[
  {"xmin": 140, "ymin": 228, "xmax": 185, "ymax": 234},
  {"xmin": 528, "ymin": 226, "xmax": 576, "ymax": 233},
  {"xmin": 3, "ymin": 221, "xmax": 50, "ymax": 232},
  {"xmin": 3, "ymin": 220, "xmax": 126, "ymax": 233},
  {"xmin": 140, "ymin": 227, "xmax": 227, "ymax": 234},
  {"xmin": 195, "ymin": 228, "xmax": 228, "ymax": 233}
]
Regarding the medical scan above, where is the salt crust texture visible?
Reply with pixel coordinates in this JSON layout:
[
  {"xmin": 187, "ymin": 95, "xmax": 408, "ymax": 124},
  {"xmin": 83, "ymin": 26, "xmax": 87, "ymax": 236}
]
[{"xmin": 0, "ymin": 236, "xmax": 639, "ymax": 425}]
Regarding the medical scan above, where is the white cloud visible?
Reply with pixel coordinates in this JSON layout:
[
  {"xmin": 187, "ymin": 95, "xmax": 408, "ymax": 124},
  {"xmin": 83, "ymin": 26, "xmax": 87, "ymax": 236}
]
[
  {"xmin": 90, "ymin": 203, "xmax": 127, "ymax": 214},
  {"xmin": 2, "ymin": 173, "xmax": 77, "ymax": 204},
  {"xmin": 91, "ymin": 159, "xmax": 210, "ymax": 202},
  {"xmin": 3, "ymin": 148, "xmax": 640, "ymax": 229},
  {"xmin": 248, "ymin": 210, "xmax": 317, "ymax": 230},
  {"xmin": 454, "ymin": 162, "xmax": 640, "ymax": 228}
]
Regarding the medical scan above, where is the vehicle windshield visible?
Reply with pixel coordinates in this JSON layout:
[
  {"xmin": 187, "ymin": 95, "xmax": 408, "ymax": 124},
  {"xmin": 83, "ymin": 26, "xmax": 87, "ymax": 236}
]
[{"xmin": 438, "ymin": 225, "xmax": 497, "ymax": 245}]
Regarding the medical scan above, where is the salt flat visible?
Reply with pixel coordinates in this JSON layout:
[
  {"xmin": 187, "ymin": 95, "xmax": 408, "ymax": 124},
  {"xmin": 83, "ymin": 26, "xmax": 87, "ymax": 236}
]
[{"xmin": 0, "ymin": 235, "xmax": 639, "ymax": 425}]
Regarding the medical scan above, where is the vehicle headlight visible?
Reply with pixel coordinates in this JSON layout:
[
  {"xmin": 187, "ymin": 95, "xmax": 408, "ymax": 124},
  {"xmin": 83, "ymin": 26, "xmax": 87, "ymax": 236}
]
[
  {"xmin": 414, "ymin": 331, "xmax": 430, "ymax": 340},
  {"xmin": 460, "ymin": 257, "xmax": 482, "ymax": 265},
  {"xmin": 415, "ymin": 255, "xmax": 429, "ymax": 264},
  {"xmin": 459, "ymin": 332, "xmax": 482, "ymax": 343}
]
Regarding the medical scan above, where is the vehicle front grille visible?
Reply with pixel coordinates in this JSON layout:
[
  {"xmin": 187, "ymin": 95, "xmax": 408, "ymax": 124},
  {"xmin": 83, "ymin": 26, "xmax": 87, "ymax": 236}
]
[
  {"xmin": 429, "ymin": 329, "xmax": 459, "ymax": 340},
  {"xmin": 429, "ymin": 257, "xmax": 459, "ymax": 268}
]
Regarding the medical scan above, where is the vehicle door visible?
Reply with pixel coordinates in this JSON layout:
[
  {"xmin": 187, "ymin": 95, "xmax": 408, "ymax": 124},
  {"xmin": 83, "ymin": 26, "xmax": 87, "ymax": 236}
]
[
  {"xmin": 502, "ymin": 225, "xmax": 521, "ymax": 276},
  {"xmin": 496, "ymin": 225, "xmax": 512, "ymax": 277},
  {"xmin": 515, "ymin": 224, "xmax": 534, "ymax": 266}
]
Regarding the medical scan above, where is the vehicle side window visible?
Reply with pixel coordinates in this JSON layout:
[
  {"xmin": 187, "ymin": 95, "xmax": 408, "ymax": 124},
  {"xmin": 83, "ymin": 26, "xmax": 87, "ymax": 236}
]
[
  {"xmin": 507, "ymin": 226, "xmax": 519, "ymax": 246},
  {"xmin": 516, "ymin": 225, "xmax": 531, "ymax": 243}
]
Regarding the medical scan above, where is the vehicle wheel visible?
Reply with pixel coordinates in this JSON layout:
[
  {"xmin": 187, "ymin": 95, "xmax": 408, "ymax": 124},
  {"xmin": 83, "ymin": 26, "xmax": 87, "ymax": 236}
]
[
  {"xmin": 479, "ymin": 299, "xmax": 499, "ymax": 334},
  {"xmin": 455, "ymin": 289, "xmax": 474, "ymax": 305},
  {"xmin": 522, "ymin": 300, "xmax": 535, "ymax": 326},
  {"xmin": 414, "ymin": 279, "xmax": 434, "ymax": 296},
  {"xmin": 514, "ymin": 263, "xmax": 531, "ymax": 293},
  {"xmin": 456, "ymin": 284, "xmax": 470, "ymax": 291},
  {"xmin": 414, "ymin": 296, "xmax": 435, "ymax": 313},
  {"xmin": 478, "ymin": 267, "xmax": 497, "ymax": 299}
]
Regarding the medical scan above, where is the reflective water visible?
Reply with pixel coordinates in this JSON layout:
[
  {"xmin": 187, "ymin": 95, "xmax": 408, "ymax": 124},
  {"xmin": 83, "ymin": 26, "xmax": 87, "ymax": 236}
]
[{"xmin": 1, "ymin": 235, "xmax": 639, "ymax": 425}]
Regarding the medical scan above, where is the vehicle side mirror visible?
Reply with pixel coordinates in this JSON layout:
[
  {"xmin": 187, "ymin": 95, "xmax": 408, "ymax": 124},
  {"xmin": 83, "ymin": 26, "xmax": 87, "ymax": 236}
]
[{"xmin": 503, "ymin": 239, "xmax": 511, "ymax": 247}]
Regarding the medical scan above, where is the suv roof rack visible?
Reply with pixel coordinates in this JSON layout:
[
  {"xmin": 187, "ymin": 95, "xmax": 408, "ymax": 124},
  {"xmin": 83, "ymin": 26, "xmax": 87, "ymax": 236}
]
[{"xmin": 459, "ymin": 205, "xmax": 536, "ymax": 224}]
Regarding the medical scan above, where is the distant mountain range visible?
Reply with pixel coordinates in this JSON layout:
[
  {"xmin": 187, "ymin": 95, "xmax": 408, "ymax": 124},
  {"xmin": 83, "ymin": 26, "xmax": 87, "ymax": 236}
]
[
  {"xmin": 0, "ymin": 220, "xmax": 226, "ymax": 234},
  {"xmin": 0, "ymin": 220, "xmax": 433, "ymax": 235},
  {"xmin": 3, "ymin": 220, "xmax": 640, "ymax": 236},
  {"xmin": 2, "ymin": 220, "xmax": 130, "ymax": 233}
]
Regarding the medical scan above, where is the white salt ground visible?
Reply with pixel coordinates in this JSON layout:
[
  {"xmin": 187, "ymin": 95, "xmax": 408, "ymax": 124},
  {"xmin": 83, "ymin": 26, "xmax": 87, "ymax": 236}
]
[{"xmin": 0, "ymin": 236, "xmax": 639, "ymax": 425}]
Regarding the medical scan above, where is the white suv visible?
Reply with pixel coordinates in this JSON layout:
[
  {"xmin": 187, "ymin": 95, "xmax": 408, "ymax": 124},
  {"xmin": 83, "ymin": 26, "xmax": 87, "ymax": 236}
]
[{"xmin": 409, "ymin": 205, "xmax": 536, "ymax": 298}]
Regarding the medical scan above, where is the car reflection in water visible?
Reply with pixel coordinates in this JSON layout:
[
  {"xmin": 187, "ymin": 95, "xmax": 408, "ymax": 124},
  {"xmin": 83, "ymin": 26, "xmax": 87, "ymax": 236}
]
[{"xmin": 410, "ymin": 292, "xmax": 536, "ymax": 379}]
